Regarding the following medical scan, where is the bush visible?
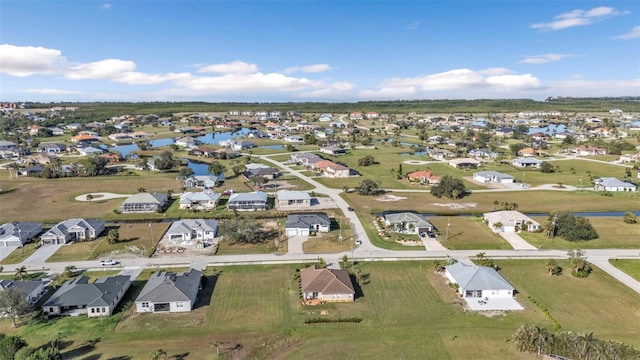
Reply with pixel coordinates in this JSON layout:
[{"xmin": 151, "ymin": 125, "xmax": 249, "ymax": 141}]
[
  {"xmin": 549, "ymin": 212, "xmax": 598, "ymax": 241},
  {"xmin": 304, "ymin": 317, "xmax": 363, "ymax": 324}
]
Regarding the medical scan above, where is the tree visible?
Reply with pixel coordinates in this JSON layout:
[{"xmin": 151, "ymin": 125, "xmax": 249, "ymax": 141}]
[
  {"xmin": 545, "ymin": 259, "xmax": 562, "ymax": 276},
  {"xmin": 208, "ymin": 161, "xmax": 226, "ymax": 176},
  {"xmin": 568, "ymin": 249, "xmax": 592, "ymax": 278},
  {"xmin": 318, "ymin": 257, "xmax": 326, "ymax": 268},
  {"xmin": 623, "ymin": 211, "xmax": 637, "ymax": 224},
  {"xmin": 107, "ymin": 229, "xmax": 120, "ymax": 244},
  {"xmin": 549, "ymin": 212, "xmax": 598, "ymax": 241},
  {"xmin": 433, "ymin": 261, "xmax": 445, "ymax": 273},
  {"xmin": 14, "ymin": 266, "xmax": 27, "ymax": 281},
  {"xmin": 155, "ymin": 151, "xmax": 176, "ymax": 171},
  {"xmin": 150, "ymin": 349, "xmax": 167, "ymax": 360},
  {"xmin": 357, "ymin": 155, "xmax": 376, "ymax": 166},
  {"xmin": 0, "ymin": 287, "xmax": 31, "ymax": 327},
  {"xmin": 16, "ymin": 346, "xmax": 62, "ymax": 360},
  {"xmin": 80, "ymin": 156, "xmax": 109, "ymax": 176},
  {"xmin": 354, "ymin": 179, "xmax": 381, "ymax": 195},
  {"xmin": 492, "ymin": 221, "xmax": 503, "ymax": 232},
  {"xmin": 539, "ymin": 161, "xmax": 555, "ymax": 173},
  {"xmin": 0, "ymin": 335, "xmax": 27, "ymax": 359},
  {"xmin": 85, "ymin": 194, "xmax": 94, "ymax": 204},
  {"xmin": 430, "ymin": 175, "xmax": 466, "ymax": 199},
  {"xmin": 178, "ymin": 166, "xmax": 194, "ymax": 178},
  {"xmin": 220, "ymin": 217, "xmax": 275, "ymax": 244}
]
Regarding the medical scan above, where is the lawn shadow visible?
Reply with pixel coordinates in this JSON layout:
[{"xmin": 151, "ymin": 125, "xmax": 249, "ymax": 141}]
[
  {"xmin": 349, "ymin": 273, "xmax": 366, "ymax": 300},
  {"xmin": 62, "ymin": 338, "xmax": 100, "ymax": 359},
  {"xmin": 80, "ymin": 355, "xmax": 102, "ymax": 360},
  {"xmin": 171, "ymin": 352, "xmax": 190, "ymax": 359},
  {"xmin": 193, "ymin": 274, "xmax": 218, "ymax": 310},
  {"xmin": 107, "ymin": 356, "xmax": 132, "ymax": 360},
  {"xmin": 118, "ymin": 237, "xmax": 140, "ymax": 243}
]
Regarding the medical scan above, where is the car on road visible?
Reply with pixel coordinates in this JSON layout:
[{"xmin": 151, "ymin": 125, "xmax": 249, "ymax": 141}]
[
  {"xmin": 355, "ymin": 239, "xmax": 362, "ymax": 246},
  {"xmin": 100, "ymin": 259, "xmax": 119, "ymax": 266},
  {"xmin": 347, "ymin": 207, "xmax": 355, "ymax": 211}
]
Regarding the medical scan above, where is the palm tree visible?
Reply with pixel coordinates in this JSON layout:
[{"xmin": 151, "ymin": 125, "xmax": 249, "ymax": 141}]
[
  {"xmin": 85, "ymin": 194, "xmax": 94, "ymax": 204},
  {"xmin": 492, "ymin": 200, "xmax": 500, "ymax": 210},
  {"xmin": 577, "ymin": 332, "xmax": 597, "ymax": 359},
  {"xmin": 545, "ymin": 259, "xmax": 562, "ymax": 276},
  {"xmin": 214, "ymin": 341, "xmax": 221, "ymax": 357},
  {"xmin": 531, "ymin": 325, "xmax": 552, "ymax": 355},
  {"xmin": 15, "ymin": 266, "xmax": 27, "ymax": 280},
  {"xmin": 492, "ymin": 222, "xmax": 503, "ymax": 232},
  {"xmin": 150, "ymin": 349, "xmax": 167, "ymax": 360}
]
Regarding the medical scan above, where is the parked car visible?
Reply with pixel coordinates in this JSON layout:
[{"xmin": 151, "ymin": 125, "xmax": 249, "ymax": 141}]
[
  {"xmin": 427, "ymin": 231, "xmax": 436, "ymax": 238},
  {"xmin": 355, "ymin": 239, "xmax": 362, "ymax": 246},
  {"xmin": 347, "ymin": 207, "xmax": 355, "ymax": 211},
  {"xmin": 419, "ymin": 232, "xmax": 426, "ymax": 238},
  {"xmin": 222, "ymin": 189, "xmax": 234, "ymax": 195},
  {"xmin": 100, "ymin": 259, "xmax": 119, "ymax": 266}
]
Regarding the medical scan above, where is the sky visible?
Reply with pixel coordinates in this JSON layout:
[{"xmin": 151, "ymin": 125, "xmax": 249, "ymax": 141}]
[{"xmin": 1, "ymin": 1, "xmax": 639, "ymax": 102}]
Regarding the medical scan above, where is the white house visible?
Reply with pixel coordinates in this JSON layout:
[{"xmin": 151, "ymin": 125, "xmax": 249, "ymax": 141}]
[
  {"xmin": 285, "ymin": 213, "xmax": 331, "ymax": 236},
  {"xmin": 511, "ymin": 158, "xmax": 542, "ymax": 169},
  {"xmin": 445, "ymin": 262, "xmax": 515, "ymax": 299},
  {"xmin": 179, "ymin": 191, "xmax": 221, "ymax": 210},
  {"xmin": 483, "ymin": 211, "xmax": 540, "ymax": 232},
  {"xmin": 165, "ymin": 219, "xmax": 218, "ymax": 243},
  {"xmin": 276, "ymin": 190, "xmax": 312, "ymax": 208},
  {"xmin": 593, "ymin": 177, "xmax": 637, "ymax": 192},
  {"xmin": 473, "ymin": 171, "xmax": 515, "ymax": 184},
  {"xmin": 0, "ymin": 222, "xmax": 42, "ymax": 247},
  {"xmin": 135, "ymin": 269, "xmax": 203, "ymax": 313},
  {"xmin": 382, "ymin": 212, "xmax": 434, "ymax": 234}
]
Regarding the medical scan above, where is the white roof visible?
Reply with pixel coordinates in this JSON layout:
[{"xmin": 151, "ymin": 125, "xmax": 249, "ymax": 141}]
[
  {"xmin": 483, "ymin": 211, "xmax": 540, "ymax": 227},
  {"xmin": 446, "ymin": 262, "xmax": 514, "ymax": 291},
  {"xmin": 276, "ymin": 189, "xmax": 311, "ymax": 201}
]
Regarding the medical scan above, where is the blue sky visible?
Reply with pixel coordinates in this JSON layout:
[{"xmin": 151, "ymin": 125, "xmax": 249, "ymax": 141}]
[{"xmin": 1, "ymin": 1, "xmax": 639, "ymax": 102}]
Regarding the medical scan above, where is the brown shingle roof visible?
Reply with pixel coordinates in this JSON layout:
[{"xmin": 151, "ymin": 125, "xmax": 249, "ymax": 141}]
[{"xmin": 300, "ymin": 266, "xmax": 355, "ymax": 295}]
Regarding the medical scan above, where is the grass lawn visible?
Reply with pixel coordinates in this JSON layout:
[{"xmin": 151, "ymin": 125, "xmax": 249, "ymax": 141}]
[
  {"xmin": 429, "ymin": 216, "xmax": 513, "ymax": 250},
  {"xmin": 0, "ymin": 242, "xmax": 41, "ymax": 265},
  {"xmin": 610, "ymin": 259, "xmax": 640, "ymax": 281},
  {"xmin": 1, "ymin": 261, "xmax": 639, "ymax": 359},
  {"xmin": 519, "ymin": 217, "xmax": 640, "ymax": 249},
  {"xmin": 302, "ymin": 234, "xmax": 354, "ymax": 253},
  {"xmin": 216, "ymin": 238, "xmax": 287, "ymax": 255}
]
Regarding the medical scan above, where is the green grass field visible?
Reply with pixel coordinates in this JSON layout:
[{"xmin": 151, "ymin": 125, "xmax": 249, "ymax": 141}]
[
  {"xmin": 2, "ymin": 261, "xmax": 638, "ymax": 359},
  {"xmin": 429, "ymin": 216, "xmax": 513, "ymax": 250},
  {"xmin": 610, "ymin": 259, "xmax": 640, "ymax": 281}
]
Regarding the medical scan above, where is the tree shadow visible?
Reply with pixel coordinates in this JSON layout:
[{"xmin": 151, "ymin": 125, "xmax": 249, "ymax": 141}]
[
  {"xmin": 63, "ymin": 338, "xmax": 100, "ymax": 359},
  {"xmin": 171, "ymin": 352, "xmax": 190, "ymax": 359},
  {"xmin": 80, "ymin": 355, "xmax": 102, "ymax": 360},
  {"xmin": 107, "ymin": 356, "xmax": 132, "ymax": 360}
]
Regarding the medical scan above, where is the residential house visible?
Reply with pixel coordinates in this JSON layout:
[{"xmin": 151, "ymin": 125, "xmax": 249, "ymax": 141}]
[
  {"xmin": 0, "ymin": 222, "xmax": 42, "ymax": 247},
  {"xmin": 108, "ymin": 133, "xmax": 133, "ymax": 141},
  {"xmin": 285, "ymin": 213, "xmax": 331, "ymax": 236},
  {"xmin": 593, "ymin": 177, "xmax": 637, "ymax": 192},
  {"xmin": 366, "ymin": 112, "xmax": 379, "ymax": 119},
  {"xmin": 445, "ymin": 262, "xmax": 516, "ymax": 299},
  {"xmin": 48, "ymin": 127, "xmax": 65, "ymax": 136},
  {"xmin": 78, "ymin": 130, "xmax": 99, "ymax": 137},
  {"xmin": 135, "ymin": 269, "xmax": 203, "ymax": 313},
  {"xmin": 448, "ymin": 158, "xmax": 481, "ymax": 169},
  {"xmin": 41, "ymin": 218, "xmax": 105, "ymax": 245},
  {"xmin": 320, "ymin": 146, "xmax": 346, "ymax": 156},
  {"xmin": 473, "ymin": 171, "xmax": 515, "ymax": 184},
  {"xmin": 101, "ymin": 152, "xmax": 121, "ymax": 163},
  {"xmin": 0, "ymin": 279, "xmax": 48, "ymax": 304},
  {"xmin": 190, "ymin": 146, "xmax": 218, "ymax": 157},
  {"xmin": 43, "ymin": 275, "xmax": 131, "ymax": 317},
  {"xmin": 382, "ymin": 212, "xmax": 434, "ymax": 234},
  {"xmin": 511, "ymin": 158, "xmax": 542, "ymax": 169},
  {"xmin": 179, "ymin": 191, "xmax": 221, "ymax": 209},
  {"xmin": 165, "ymin": 220, "xmax": 218, "ymax": 243},
  {"xmin": 183, "ymin": 174, "xmax": 224, "ymax": 189},
  {"xmin": 517, "ymin": 147, "xmax": 536, "ymax": 157},
  {"xmin": 407, "ymin": 171, "xmax": 441, "ymax": 185},
  {"xmin": 349, "ymin": 112, "xmax": 363, "ymax": 121},
  {"xmin": 227, "ymin": 191, "xmax": 268, "ymax": 211},
  {"xmin": 573, "ymin": 145, "xmax": 607, "ymax": 156},
  {"xmin": 119, "ymin": 192, "xmax": 169, "ymax": 213},
  {"xmin": 483, "ymin": 211, "xmax": 540, "ymax": 232},
  {"xmin": 313, "ymin": 160, "xmax": 350, "ymax": 178},
  {"xmin": 219, "ymin": 139, "xmax": 255, "ymax": 151},
  {"xmin": 71, "ymin": 134, "xmax": 98, "ymax": 143},
  {"xmin": 77, "ymin": 147, "xmax": 105, "ymax": 156},
  {"xmin": 319, "ymin": 113, "xmax": 333, "ymax": 122},
  {"xmin": 176, "ymin": 136, "xmax": 199, "ymax": 148},
  {"xmin": 276, "ymin": 190, "xmax": 312, "ymax": 208},
  {"xmin": 19, "ymin": 165, "xmax": 45, "ymax": 176},
  {"xmin": 291, "ymin": 152, "xmax": 323, "ymax": 167},
  {"xmin": 43, "ymin": 143, "xmax": 67, "ymax": 154},
  {"xmin": 428, "ymin": 148, "xmax": 455, "ymax": 159},
  {"xmin": 300, "ymin": 265, "xmax": 355, "ymax": 304},
  {"xmin": 284, "ymin": 135, "xmax": 304, "ymax": 143},
  {"xmin": 493, "ymin": 127, "xmax": 514, "ymax": 137},
  {"xmin": 244, "ymin": 166, "xmax": 279, "ymax": 180}
]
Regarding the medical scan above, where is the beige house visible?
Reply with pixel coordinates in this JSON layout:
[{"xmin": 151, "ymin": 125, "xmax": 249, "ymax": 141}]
[
  {"xmin": 300, "ymin": 266, "xmax": 355, "ymax": 304},
  {"xmin": 276, "ymin": 190, "xmax": 312, "ymax": 208}
]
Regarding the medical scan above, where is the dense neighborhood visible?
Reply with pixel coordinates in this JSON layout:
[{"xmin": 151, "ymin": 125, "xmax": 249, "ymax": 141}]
[{"xmin": 0, "ymin": 100, "xmax": 639, "ymax": 359}]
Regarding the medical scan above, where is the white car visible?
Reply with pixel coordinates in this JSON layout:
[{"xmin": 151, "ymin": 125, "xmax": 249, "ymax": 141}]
[
  {"xmin": 355, "ymin": 239, "xmax": 362, "ymax": 246},
  {"xmin": 100, "ymin": 259, "xmax": 119, "ymax": 266}
]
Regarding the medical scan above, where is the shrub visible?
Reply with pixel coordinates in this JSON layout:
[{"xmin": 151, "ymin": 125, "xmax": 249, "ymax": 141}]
[{"xmin": 304, "ymin": 317, "xmax": 363, "ymax": 324}]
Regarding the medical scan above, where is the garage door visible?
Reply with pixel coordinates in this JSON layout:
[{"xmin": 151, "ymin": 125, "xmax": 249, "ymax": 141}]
[
  {"xmin": 286, "ymin": 229, "xmax": 299, "ymax": 236},
  {"xmin": 0, "ymin": 240, "xmax": 21, "ymax": 247}
]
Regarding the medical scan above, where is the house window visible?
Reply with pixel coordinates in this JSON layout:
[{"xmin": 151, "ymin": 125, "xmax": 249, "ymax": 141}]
[
  {"xmin": 142, "ymin": 302, "xmax": 149, "ymax": 308},
  {"xmin": 91, "ymin": 308, "xmax": 95, "ymax": 313},
  {"xmin": 177, "ymin": 303, "xmax": 184, "ymax": 308},
  {"xmin": 49, "ymin": 307, "xmax": 54, "ymax": 313},
  {"xmin": 102, "ymin": 307, "xmax": 106, "ymax": 313}
]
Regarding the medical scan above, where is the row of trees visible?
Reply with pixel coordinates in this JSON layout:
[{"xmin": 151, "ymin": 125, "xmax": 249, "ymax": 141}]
[
  {"xmin": 513, "ymin": 324, "xmax": 640, "ymax": 359},
  {"xmin": 0, "ymin": 334, "xmax": 62, "ymax": 360},
  {"xmin": 546, "ymin": 212, "xmax": 598, "ymax": 241}
]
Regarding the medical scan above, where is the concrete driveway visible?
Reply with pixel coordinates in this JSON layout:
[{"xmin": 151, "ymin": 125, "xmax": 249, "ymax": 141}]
[
  {"xmin": 119, "ymin": 266, "xmax": 143, "ymax": 280},
  {"xmin": 498, "ymin": 232, "xmax": 537, "ymax": 250},
  {"xmin": 0, "ymin": 245, "xmax": 18, "ymax": 263},
  {"xmin": 287, "ymin": 235, "xmax": 308, "ymax": 254},
  {"xmin": 22, "ymin": 244, "xmax": 64, "ymax": 265}
]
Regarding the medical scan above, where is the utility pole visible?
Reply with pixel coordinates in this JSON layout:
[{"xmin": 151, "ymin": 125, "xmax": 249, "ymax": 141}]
[
  {"xmin": 149, "ymin": 222, "xmax": 154, "ymax": 253},
  {"xmin": 445, "ymin": 218, "xmax": 451, "ymax": 244}
]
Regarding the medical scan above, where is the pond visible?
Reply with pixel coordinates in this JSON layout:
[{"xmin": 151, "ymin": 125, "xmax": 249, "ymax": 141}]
[
  {"xmin": 185, "ymin": 159, "xmax": 210, "ymax": 176},
  {"xmin": 258, "ymin": 145, "xmax": 284, "ymax": 150}
]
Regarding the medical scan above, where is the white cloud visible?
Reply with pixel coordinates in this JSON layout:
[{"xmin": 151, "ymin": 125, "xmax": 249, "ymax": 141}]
[
  {"xmin": 0, "ymin": 44, "xmax": 66, "ymax": 76},
  {"xmin": 531, "ymin": 6, "xmax": 628, "ymax": 31},
  {"xmin": 284, "ymin": 64, "xmax": 333, "ymax": 74},
  {"xmin": 614, "ymin": 25, "xmax": 640, "ymax": 40},
  {"xmin": 173, "ymin": 72, "xmax": 322, "ymax": 92},
  {"xmin": 67, "ymin": 59, "xmax": 136, "ymax": 80},
  {"xmin": 359, "ymin": 68, "xmax": 542, "ymax": 99},
  {"xmin": 197, "ymin": 61, "xmax": 259, "ymax": 74},
  {"xmin": 99, "ymin": 3, "xmax": 112, "ymax": 10},
  {"xmin": 519, "ymin": 53, "xmax": 570, "ymax": 64},
  {"xmin": 405, "ymin": 21, "xmax": 421, "ymax": 30},
  {"xmin": 24, "ymin": 88, "xmax": 85, "ymax": 95},
  {"xmin": 296, "ymin": 81, "xmax": 356, "ymax": 98}
]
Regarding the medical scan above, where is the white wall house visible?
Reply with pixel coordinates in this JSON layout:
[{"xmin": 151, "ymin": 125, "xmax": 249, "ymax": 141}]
[{"xmin": 445, "ymin": 262, "xmax": 515, "ymax": 299}]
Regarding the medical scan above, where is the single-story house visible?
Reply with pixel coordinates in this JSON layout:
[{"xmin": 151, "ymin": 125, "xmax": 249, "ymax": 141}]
[
  {"xmin": 179, "ymin": 191, "xmax": 221, "ymax": 210},
  {"xmin": 313, "ymin": 160, "xmax": 350, "ymax": 178},
  {"xmin": 320, "ymin": 146, "xmax": 347, "ymax": 156},
  {"xmin": 165, "ymin": 219, "xmax": 218, "ymax": 242},
  {"xmin": 593, "ymin": 177, "xmax": 637, "ymax": 192},
  {"xmin": 135, "ymin": 269, "xmax": 203, "ymax": 313},
  {"xmin": 445, "ymin": 262, "xmax": 515, "ymax": 299},
  {"xmin": 183, "ymin": 174, "xmax": 225, "ymax": 189},
  {"xmin": 119, "ymin": 192, "xmax": 169, "ymax": 213},
  {"xmin": 43, "ymin": 275, "xmax": 131, "ymax": 317},
  {"xmin": 300, "ymin": 265, "xmax": 355, "ymax": 303},
  {"xmin": 383, "ymin": 212, "xmax": 434, "ymax": 234},
  {"xmin": 429, "ymin": 148, "xmax": 455, "ymax": 159},
  {"xmin": 448, "ymin": 158, "xmax": 481, "ymax": 169},
  {"xmin": 573, "ymin": 145, "xmax": 607, "ymax": 156},
  {"xmin": 227, "ymin": 191, "xmax": 268, "ymax": 211},
  {"xmin": 407, "ymin": 171, "xmax": 441, "ymax": 185},
  {"xmin": 285, "ymin": 212, "xmax": 331, "ymax": 236},
  {"xmin": 244, "ymin": 167, "xmax": 279, "ymax": 180},
  {"xmin": 0, "ymin": 222, "xmax": 43, "ymax": 247},
  {"xmin": 284, "ymin": 135, "xmax": 304, "ymax": 143},
  {"xmin": 276, "ymin": 190, "xmax": 312, "ymax": 208},
  {"xmin": 175, "ymin": 136, "xmax": 198, "ymax": 147},
  {"xmin": 0, "ymin": 279, "xmax": 48, "ymax": 304},
  {"xmin": 483, "ymin": 211, "xmax": 540, "ymax": 232},
  {"xmin": 511, "ymin": 157, "xmax": 542, "ymax": 168},
  {"xmin": 473, "ymin": 171, "xmax": 515, "ymax": 184},
  {"xmin": 71, "ymin": 134, "xmax": 98, "ymax": 143},
  {"xmin": 43, "ymin": 143, "xmax": 67, "ymax": 154},
  {"xmin": 20, "ymin": 165, "xmax": 45, "ymax": 176},
  {"xmin": 77, "ymin": 147, "xmax": 105, "ymax": 156},
  {"xmin": 291, "ymin": 152, "xmax": 323, "ymax": 167},
  {"xmin": 41, "ymin": 218, "xmax": 105, "ymax": 245}
]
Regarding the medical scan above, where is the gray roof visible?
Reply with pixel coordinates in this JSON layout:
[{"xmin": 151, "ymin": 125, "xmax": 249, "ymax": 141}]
[
  {"xmin": 286, "ymin": 213, "xmax": 330, "ymax": 229},
  {"xmin": 121, "ymin": 192, "xmax": 168, "ymax": 205},
  {"xmin": 228, "ymin": 191, "xmax": 268, "ymax": 203},
  {"xmin": 594, "ymin": 177, "xmax": 637, "ymax": 189},
  {"xmin": 383, "ymin": 212, "xmax": 432, "ymax": 228},
  {"xmin": 246, "ymin": 167, "xmax": 278, "ymax": 176},
  {"xmin": 0, "ymin": 279, "xmax": 44, "ymax": 295},
  {"xmin": 512, "ymin": 157, "xmax": 542, "ymax": 165},
  {"xmin": 474, "ymin": 171, "xmax": 514, "ymax": 179},
  {"xmin": 245, "ymin": 163, "xmax": 270, "ymax": 170},
  {"xmin": 0, "ymin": 140, "xmax": 16, "ymax": 147},
  {"xmin": 179, "ymin": 191, "xmax": 221, "ymax": 204},
  {"xmin": 0, "ymin": 222, "xmax": 42, "ymax": 241},
  {"xmin": 41, "ymin": 219, "xmax": 104, "ymax": 239},
  {"xmin": 166, "ymin": 219, "xmax": 218, "ymax": 237},
  {"xmin": 43, "ymin": 275, "xmax": 130, "ymax": 308},
  {"xmin": 445, "ymin": 262, "xmax": 514, "ymax": 291},
  {"xmin": 276, "ymin": 190, "xmax": 311, "ymax": 201},
  {"xmin": 136, "ymin": 268, "xmax": 202, "ymax": 303}
]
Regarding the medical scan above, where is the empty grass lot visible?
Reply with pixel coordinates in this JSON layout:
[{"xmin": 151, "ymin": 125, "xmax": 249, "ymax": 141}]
[
  {"xmin": 2, "ymin": 261, "xmax": 639, "ymax": 359},
  {"xmin": 429, "ymin": 216, "xmax": 513, "ymax": 250},
  {"xmin": 610, "ymin": 259, "xmax": 640, "ymax": 281},
  {"xmin": 519, "ymin": 217, "xmax": 640, "ymax": 249}
]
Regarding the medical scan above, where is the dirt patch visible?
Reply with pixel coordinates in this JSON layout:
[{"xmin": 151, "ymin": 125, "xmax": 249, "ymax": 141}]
[
  {"xmin": 432, "ymin": 202, "xmax": 477, "ymax": 209},
  {"xmin": 477, "ymin": 310, "xmax": 507, "ymax": 318},
  {"xmin": 376, "ymin": 194, "xmax": 408, "ymax": 202}
]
